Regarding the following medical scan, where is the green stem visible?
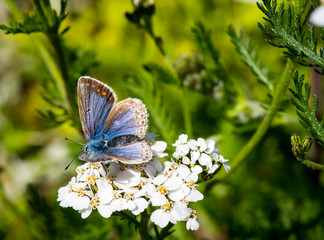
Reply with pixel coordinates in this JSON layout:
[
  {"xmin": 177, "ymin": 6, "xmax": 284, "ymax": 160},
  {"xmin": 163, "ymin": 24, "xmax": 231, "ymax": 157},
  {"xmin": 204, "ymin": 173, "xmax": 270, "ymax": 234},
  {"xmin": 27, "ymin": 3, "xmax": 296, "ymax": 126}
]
[
  {"xmin": 113, "ymin": 211, "xmax": 140, "ymax": 227},
  {"xmin": 46, "ymin": 32, "xmax": 79, "ymax": 126},
  {"xmin": 231, "ymin": 59, "xmax": 294, "ymax": 171},
  {"xmin": 139, "ymin": 210, "xmax": 152, "ymax": 240},
  {"xmin": 298, "ymin": 159, "xmax": 324, "ymax": 170},
  {"xmin": 181, "ymin": 89, "xmax": 192, "ymax": 138},
  {"xmin": 158, "ymin": 223, "xmax": 173, "ymax": 240}
]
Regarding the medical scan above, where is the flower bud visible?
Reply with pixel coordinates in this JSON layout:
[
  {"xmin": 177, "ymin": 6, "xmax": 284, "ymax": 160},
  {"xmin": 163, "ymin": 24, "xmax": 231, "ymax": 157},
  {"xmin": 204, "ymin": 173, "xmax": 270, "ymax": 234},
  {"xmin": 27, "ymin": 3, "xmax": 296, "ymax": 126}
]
[
  {"xmin": 292, "ymin": 145, "xmax": 304, "ymax": 159},
  {"xmin": 302, "ymin": 137, "xmax": 313, "ymax": 152},
  {"xmin": 291, "ymin": 134, "xmax": 301, "ymax": 147}
]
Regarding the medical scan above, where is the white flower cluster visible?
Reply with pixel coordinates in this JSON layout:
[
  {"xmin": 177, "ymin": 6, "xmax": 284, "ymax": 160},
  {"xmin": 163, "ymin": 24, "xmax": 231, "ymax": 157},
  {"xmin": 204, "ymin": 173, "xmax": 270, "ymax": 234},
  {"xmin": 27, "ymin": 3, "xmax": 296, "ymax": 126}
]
[{"xmin": 58, "ymin": 134, "xmax": 229, "ymax": 231}]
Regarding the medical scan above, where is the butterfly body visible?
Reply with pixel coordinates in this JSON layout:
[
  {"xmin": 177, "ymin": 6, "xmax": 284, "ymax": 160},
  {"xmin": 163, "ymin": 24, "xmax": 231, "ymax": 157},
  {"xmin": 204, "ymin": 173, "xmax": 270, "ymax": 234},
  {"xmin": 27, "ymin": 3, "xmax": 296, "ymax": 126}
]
[{"xmin": 77, "ymin": 76, "xmax": 152, "ymax": 164}]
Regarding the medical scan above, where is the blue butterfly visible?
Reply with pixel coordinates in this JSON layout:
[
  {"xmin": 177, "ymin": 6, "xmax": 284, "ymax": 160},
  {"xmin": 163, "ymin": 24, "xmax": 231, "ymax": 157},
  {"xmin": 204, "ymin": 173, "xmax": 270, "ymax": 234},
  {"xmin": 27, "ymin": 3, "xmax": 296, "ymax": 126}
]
[{"xmin": 77, "ymin": 76, "xmax": 152, "ymax": 164}]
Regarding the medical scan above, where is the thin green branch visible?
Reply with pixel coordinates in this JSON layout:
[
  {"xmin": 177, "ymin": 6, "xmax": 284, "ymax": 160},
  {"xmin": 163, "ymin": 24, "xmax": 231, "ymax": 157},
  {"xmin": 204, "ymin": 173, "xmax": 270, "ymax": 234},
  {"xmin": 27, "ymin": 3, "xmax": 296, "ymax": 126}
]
[
  {"xmin": 298, "ymin": 159, "xmax": 324, "ymax": 170},
  {"xmin": 227, "ymin": 25, "xmax": 273, "ymax": 93},
  {"xmin": 181, "ymin": 89, "xmax": 193, "ymax": 138},
  {"xmin": 231, "ymin": 59, "xmax": 294, "ymax": 171}
]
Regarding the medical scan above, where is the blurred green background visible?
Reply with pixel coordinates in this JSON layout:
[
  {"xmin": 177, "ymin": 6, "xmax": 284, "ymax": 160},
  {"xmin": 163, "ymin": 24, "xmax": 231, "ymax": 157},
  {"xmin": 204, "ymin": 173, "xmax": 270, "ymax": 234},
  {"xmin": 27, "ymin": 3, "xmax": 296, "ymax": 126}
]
[{"xmin": 0, "ymin": 0, "xmax": 323, "ymax": 239}]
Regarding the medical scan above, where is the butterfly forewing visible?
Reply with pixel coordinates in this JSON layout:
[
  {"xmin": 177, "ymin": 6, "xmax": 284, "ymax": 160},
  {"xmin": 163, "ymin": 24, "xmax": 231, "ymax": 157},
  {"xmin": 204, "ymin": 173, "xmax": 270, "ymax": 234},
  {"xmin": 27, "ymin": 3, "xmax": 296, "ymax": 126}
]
[
  {"xmin": 103, "ymin": 99, "xmax": 148, "ymax": 141},
  {"xmin": 78, "ymin": 77, "xmax": 116, "ymax": 141}
]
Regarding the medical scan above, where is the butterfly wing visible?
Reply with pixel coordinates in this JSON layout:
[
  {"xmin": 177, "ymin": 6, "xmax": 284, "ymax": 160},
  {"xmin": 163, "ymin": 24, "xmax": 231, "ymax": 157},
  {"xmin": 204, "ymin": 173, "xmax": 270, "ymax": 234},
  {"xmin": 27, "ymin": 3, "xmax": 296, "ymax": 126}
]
[
  {"xmin": 103, "ymin": 141, "xmax": 152, "ymax": 164},
  {"xmin": 103, "ymin": 98, "xmax": 148, "ymax": 141},
  {"xmin": 78, "ymin": 76, "xmax": 116, "ymax": 141}
]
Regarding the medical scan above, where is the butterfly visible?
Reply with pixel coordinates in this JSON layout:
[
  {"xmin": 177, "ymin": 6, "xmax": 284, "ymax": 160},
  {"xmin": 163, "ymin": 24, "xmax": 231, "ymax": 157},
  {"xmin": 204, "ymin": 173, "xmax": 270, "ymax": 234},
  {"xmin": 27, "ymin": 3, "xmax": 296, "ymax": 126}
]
[{"xmin": 77, "ymin": 76, "xmax": 152, "ymax": 164}]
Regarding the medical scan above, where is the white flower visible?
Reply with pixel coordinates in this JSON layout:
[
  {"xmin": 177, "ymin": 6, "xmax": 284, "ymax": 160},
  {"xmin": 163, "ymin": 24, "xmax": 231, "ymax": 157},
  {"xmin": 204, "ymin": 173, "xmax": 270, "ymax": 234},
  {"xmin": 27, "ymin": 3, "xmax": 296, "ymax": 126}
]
[
  {"xmin": 151, "ymin": 141, "xmax": 168, "ymax": 158},
  {"xmin": 310, "ymin": 3, "xmax": 324, "ymax": 27},
  {"xmin": 108, "ymin": 162, "xmax": 141, "ymax": 185},
  {"xmin": 186, "ymin": 210, "xmax": 199, "ymax": 231},
  {"xmin": 182, "ymin": 153, "xmax": 203, "ymax": 176},
  {"xmin": 173, "ymin": 134, "xmax": 190, "ymax": 155},
  {"xmin": 207, "ymin": 163, "xmax": 219, "ymax": 174},
  {"xmin": 123, "ymin": 190, "xmax": 149, "ymax": 215},
  {"xmin": 57, "ymin": 177, "xmax": 78, "ymax": 208},
  {"xmin": 213, "ymin": 152, "xmax": 230, "ymax": 173},
  {"xmin": 150, "ymin": 201, "xmax": 191, "ymax": 228},
  {"xmin": 71, "ymin": 183, "xmax": 93, "ymax": 211},
  {"xmin": 149, "ymin": 185, "xmax": 168, "ymax": 206},
  {"xmin": 130, "ymin": 158, "xmax": 162, "ymax": 179},
  {"xmin": 196, "ymin": 138, "xmax": 215, "ymax": 154}
]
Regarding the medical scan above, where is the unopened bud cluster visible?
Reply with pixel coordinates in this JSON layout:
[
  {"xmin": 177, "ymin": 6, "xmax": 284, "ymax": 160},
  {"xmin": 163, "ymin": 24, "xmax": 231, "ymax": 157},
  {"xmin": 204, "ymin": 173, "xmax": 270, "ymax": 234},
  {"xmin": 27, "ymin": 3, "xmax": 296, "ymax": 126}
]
[{"xmin": 291, "ymin": 134, "xmax": 313, "ymax": 160}]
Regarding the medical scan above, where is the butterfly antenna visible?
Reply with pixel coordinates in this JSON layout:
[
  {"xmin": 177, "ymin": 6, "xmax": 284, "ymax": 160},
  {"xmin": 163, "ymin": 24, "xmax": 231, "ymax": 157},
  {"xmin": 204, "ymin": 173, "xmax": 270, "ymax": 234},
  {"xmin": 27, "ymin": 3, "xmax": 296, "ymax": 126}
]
[
  {"xmin": 65, "ymin": 137, "xmax": 85, "ymax": 146},
  {"xmin": 64, "ymin": 150, "xmax": 83, "ymax": 171}
]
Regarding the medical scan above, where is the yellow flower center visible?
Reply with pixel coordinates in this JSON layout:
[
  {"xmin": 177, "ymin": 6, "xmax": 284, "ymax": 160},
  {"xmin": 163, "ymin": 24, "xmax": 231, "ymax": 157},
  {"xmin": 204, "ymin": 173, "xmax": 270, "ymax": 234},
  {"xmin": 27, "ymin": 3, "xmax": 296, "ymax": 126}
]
[
  {"xmin": 87, "ymin": 175, "xmax": 96, "ymax": 185},
  {"xmin": 187, "ymin": 181, "xmax": 197, "ymax": 189},
  {"xmin": 90, "ymin": 197, "xmax": 99, "ymax": 208},
  {"xmin": 125, "ymin": 193, "xmax": 134, "ymax": 201},
  {"xmin": 158, "ymin": 186, "xmax": 168, "ymax": 195},
  {"xmin": 161, "ymin": 201, "xmax": 172, "ymax": 212}
]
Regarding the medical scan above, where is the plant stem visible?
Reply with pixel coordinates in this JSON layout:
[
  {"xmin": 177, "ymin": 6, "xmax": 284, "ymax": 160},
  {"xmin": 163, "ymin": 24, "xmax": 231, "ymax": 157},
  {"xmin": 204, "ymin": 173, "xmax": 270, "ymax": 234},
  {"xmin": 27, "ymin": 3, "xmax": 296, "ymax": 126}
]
[
  {"xmin": 33, "ymin": 0, "xmax": 79, "ymax": 127},
  {"xmin": 231, "ymin": 59, "xmax": 294, "ymax": 171},
  {"xmin": 139, "ymin": 210, "xmax": 152, "ymax": 240},
  {"xmin": 298, "ymin": 159, "xmax": 324, "ymax": 170},
  {"xmin": 46, "ymin": 32, "xmax": 79, "ymax": 126},
  {"xmin": 181, "ymin": 89, "xmax": 193, "ymax": 138},
  {"xmin": 113, "ymin": 211, "xmax": 140, "ymax": 227}
]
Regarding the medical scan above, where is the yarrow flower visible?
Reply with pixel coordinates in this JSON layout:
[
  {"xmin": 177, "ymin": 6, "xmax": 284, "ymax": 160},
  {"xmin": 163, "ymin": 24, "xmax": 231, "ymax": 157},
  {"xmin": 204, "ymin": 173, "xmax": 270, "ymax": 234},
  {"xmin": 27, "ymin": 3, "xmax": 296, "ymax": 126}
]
[{"xmin": 58, "ymin": 134, "xmax": 229, "ymax": 231}]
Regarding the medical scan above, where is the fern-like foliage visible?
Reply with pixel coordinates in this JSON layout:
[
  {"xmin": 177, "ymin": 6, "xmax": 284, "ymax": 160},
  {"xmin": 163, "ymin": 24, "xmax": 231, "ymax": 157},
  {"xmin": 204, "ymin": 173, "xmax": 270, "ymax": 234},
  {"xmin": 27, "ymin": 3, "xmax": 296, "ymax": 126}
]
[
  {"xmin": 0, "ymin": 13, "xmax": 46, "ymax": 34},
  {"xmin": 227, "ymin": 25, "xmax": 273, "ymax": 93},
  {"xmin": 257, "ymin": 0, "xmax": 324, "ymax": 74},
  {"xmin": 37, "ymin": 75, "xmax": 69, "ymax": 127},
  {"xmin": 191, "ymin": 22, "xmax": 236, "ymax": 102},
  {"xmin": 124, "ymin": 74, "xmax": 177, "ymax": 145},
  {"xmin": 0, "ymin": 0, "xmax": 68, "ymax": 35},
  {"xmin": 192, "ymin": 22, "xmax": 226, "ymax": 84},
  {"xmin": 0, "ymin": 0, "xmax": 99, "ymax": 128},
  {"xmin": 143, "ymin": 63, "xmax": 178, "ymax": 85},
  {"xmin": 289, "ymin": 70, "xmax": 324, "ymax": 147}
]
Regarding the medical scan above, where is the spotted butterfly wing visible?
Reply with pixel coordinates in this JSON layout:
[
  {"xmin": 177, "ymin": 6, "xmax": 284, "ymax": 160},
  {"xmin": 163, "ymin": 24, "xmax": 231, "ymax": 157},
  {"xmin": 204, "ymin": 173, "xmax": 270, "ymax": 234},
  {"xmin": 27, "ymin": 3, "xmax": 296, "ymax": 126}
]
[
  {"xmin": 77, "ymin": 76, "xmax": 152, "ymax": 164},
  {"xmin": 78, "ymin": 76, "xmax": 116, "ymax": 141}
]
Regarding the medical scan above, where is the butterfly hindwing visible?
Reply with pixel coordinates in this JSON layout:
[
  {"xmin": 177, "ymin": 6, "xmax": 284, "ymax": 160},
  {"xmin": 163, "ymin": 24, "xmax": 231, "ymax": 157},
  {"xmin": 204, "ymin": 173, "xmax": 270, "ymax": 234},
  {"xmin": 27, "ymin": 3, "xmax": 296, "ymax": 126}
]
[
  {"xmin": 103, "ymin": 140, "xmax": 152, "ymax": 164},
  {"xmin": 103, "ymin": 99, "xmax": 148, "ymax": 141},
  {"xmin": 78, "ymin": 77, "xmax": 116, "ymax": 141}
]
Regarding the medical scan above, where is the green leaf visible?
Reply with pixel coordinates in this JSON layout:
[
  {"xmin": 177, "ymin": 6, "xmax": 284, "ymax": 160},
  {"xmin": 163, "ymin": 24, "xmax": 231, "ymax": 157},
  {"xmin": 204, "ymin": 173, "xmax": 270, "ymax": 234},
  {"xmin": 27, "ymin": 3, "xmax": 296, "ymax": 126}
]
[
  {"xmin": 257, "ymin": 0, "xmax": 324, "ymax": 73},
  {"xmin": 0, "ymin": 14, "xmax": 45, "ymax": 34},
  {"xmin": 290, "ymin": 70, "xmax": 324, "ymax": 147},
  {"xmin": 227, "ymin": 25, "xmax": 273, "ymax": 93}
]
